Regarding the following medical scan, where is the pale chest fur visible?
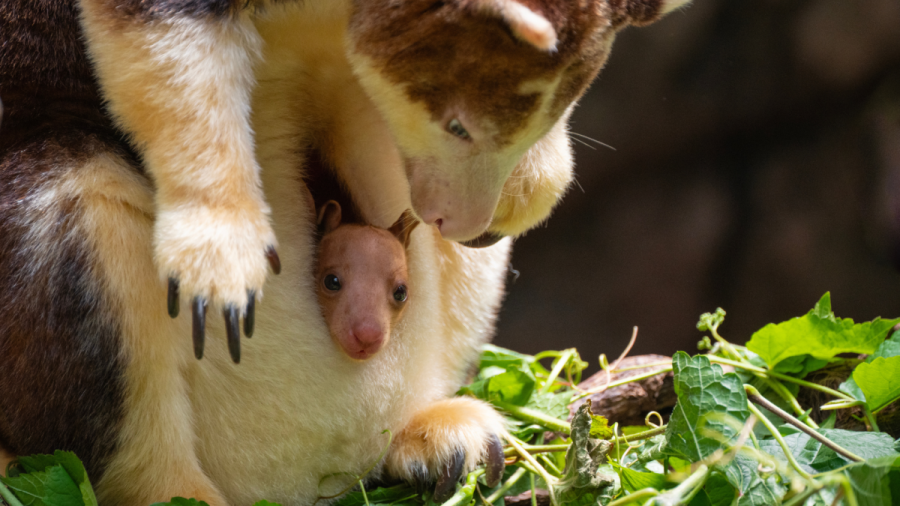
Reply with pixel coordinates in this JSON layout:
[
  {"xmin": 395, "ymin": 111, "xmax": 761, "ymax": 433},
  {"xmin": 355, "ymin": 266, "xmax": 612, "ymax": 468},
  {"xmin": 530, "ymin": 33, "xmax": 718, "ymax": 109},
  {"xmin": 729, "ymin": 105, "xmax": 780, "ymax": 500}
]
[{"xmin": 184, "ymin": 5, "xmax": 511, "ymax": 503}]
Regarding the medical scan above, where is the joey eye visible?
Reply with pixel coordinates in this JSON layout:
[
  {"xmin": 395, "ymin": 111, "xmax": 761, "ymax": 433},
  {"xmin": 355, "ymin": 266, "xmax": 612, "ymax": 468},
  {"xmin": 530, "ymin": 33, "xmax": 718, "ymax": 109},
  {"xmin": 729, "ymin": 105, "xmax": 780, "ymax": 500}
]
[
  {"xmin": 447, "ymin": 118, "xmax": 470, "ymax": 140},
  {"xmin": 393, "ymin": 285, "xmax": 408, "ymax": 303},
  {"xmin": 323, "ymin": 274, "xmax": 341, "ymax": 291}
]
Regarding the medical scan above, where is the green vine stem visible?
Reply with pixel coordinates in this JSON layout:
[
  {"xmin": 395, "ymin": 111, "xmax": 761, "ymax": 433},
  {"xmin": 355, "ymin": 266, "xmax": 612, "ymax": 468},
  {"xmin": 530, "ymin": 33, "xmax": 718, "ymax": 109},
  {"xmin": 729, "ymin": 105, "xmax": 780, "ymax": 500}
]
[
  {"xmin": 495, "ymin": 403, "xmax": 571, "ymax": 434},
  {"xmin": 621, "ymin": 425, "xmax": 668, "ymax": 443},
  {"xmin": 605, "ymin": 488, "xmax": 659, "ymax": 506},
  {"xmin": 706, "ymin": 356, "xmax": 855, "ymax": 402},
  {"xmin": 781, "ymin": 483, "xmax": 824, "ymax": 506},
  {"xmin": 745, "ymin": 400, "xmax": 812, "ymax": 479},
  {"xmin": 650, "ymin": 464, "xmax": 710, "ymax": 506},
  {"xmin": 503, "ymin": 444, "xmax": 570, "ymax": 458},
  {"xmin": 0, "ymin": 479, "xmax": 25, "ymax": 506},
  {"xmin": 483, "ymin": 466, "xmax": 528, "ymax": 504},
  {"xmin": 745, "ymin": 386, "xmax": 864, "ymax": 462},
  {"xmin": 439, "ymin": 468, "xmax": 485, "ymax": 506},
  {"xmin": 506, "ymin": 435, "xmax": 559, "ymax": 506},
  {"xmin": 541, "ymin": 349, "xmax": 576, "ymax": 394},
  {"xmin": 762, "ymin": 378, "xmax": 819, "ymax": 429},
  {"xmin": 861, "ymin": 405, "xmax": 881, "ymax": 432}
]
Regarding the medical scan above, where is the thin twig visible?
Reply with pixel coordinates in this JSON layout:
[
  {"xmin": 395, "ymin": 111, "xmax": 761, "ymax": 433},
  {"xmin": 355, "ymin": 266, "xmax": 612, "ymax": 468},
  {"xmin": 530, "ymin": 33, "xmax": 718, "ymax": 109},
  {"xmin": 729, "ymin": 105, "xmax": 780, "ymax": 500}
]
[
  {"xmin": 745, "ymin": 389, "xmax": 863, "ymax": 462},
  {"xmin": 745, "ymin": 402, "xmax": 812, "ymax": 479}
]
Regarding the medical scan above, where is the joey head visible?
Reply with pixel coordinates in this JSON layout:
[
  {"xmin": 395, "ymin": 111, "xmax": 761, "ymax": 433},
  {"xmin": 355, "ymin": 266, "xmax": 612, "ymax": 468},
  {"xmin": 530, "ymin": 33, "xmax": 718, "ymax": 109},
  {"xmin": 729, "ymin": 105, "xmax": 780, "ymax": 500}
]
[{"xmin": 315, "ymin": 201, "xmax": 418, "ymax": 360}]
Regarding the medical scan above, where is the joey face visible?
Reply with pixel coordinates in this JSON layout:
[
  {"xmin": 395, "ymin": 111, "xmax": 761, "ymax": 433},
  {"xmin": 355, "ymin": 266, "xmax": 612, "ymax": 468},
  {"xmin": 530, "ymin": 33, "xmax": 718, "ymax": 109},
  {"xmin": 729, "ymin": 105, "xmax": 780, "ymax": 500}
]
[
  {"xmin": 346, "ymin": 0, "xmax": 692, "ymax": 243},
  {"xmin": 316, "ymin": 225, "xmax": 410, "ymax": 361}
]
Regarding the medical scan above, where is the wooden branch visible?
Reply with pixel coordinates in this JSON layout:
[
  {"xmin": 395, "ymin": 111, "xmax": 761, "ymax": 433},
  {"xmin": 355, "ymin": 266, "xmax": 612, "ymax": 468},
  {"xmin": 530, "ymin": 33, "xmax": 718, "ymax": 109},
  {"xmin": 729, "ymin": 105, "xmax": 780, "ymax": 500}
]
[{"xmin": 569, "ymin": 355, "xmax": 675, "ymax": 426}]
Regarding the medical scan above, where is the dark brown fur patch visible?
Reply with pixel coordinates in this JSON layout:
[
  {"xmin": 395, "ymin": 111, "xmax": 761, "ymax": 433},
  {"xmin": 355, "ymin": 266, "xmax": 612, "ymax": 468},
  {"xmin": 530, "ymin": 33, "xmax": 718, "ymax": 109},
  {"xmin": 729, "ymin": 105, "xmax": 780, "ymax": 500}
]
[
  {"xmin": 304, "ymin": 148, "xmax": 364, "ymax": 227},
  {"xmin": 348, "ymin": 0, "xmax": 631, "ymax": 143},
  {"xmin": 0, "ymin": 0, "xmax": 140, "ymax": 169},
  {"xmin": 1, "ymin": 0, "xmax": 135, "ymax": 480},
  {"xmin": 0, "ymin": 133, "xmax": 128, "ymax": 481}
]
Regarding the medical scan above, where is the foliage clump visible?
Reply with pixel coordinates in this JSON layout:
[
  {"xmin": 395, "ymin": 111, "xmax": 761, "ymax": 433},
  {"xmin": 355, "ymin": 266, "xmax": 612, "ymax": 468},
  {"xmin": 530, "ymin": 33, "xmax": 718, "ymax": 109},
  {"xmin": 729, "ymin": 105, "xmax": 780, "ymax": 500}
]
[{"xmin": 3, "ymin": 292, "xmax": 900, "ymax": 506}]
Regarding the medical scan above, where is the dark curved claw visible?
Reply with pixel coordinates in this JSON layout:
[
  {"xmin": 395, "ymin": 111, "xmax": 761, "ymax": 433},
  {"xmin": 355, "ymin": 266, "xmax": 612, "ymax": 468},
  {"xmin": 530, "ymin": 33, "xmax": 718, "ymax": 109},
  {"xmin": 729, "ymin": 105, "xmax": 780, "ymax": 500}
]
[
  {"xmin": 167, "ymin": 278, "xmax": 179, "ymax": 318},
  {"xmin": 460, "ymin": 232, "xmax": 505, "ymax": 249},
  {"xmin": 192, "ymin": 297, "xmax": 207, "ymax": 360},
  {"xmin": 244, "ymin": 290, "xmax": 255, "ymax": 338},
  {"xmin": 433, "ymin": 449, "xmax": 465, "ymax": 503},
  {"xmin": 484, "ymin": 434, "xmax": 506, "ymax": 488},
  {"xmin": 224, "ymin": 305, "xmax": 240, "ymax": 364},
  {"xmin": 266, "ymin": 246, "xmax": 282, "ymax": 275}
]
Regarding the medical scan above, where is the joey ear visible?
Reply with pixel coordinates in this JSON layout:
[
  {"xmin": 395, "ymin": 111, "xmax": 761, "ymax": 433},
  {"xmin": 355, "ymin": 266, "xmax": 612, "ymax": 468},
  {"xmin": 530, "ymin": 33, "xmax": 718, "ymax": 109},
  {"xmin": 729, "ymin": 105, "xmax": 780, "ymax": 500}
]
[
  {"xmin": 317, "ymin": 201, "xmax": 342, "ymax": 234},
  {"xmin": 388, "ymin": 210, "xmax": 419, "ymax": 249},
  {"xmin": 475, "ymin": 0, "xmax": 557, "ymax": 52}
]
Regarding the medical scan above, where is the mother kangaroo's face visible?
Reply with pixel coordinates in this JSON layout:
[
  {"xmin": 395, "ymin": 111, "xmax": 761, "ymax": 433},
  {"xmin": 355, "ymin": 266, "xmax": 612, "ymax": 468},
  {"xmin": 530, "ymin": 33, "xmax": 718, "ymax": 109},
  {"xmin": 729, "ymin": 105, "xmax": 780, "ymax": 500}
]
[{"xmin": 347, "ymin": 0, "xmax": 691, "ymax": 243}]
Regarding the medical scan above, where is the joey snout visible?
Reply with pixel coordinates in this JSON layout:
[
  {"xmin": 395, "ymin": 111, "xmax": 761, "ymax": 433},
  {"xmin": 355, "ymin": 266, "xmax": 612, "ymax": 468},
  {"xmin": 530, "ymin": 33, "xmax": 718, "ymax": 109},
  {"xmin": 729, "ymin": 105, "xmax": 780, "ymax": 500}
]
[
  {"xmin": 320, "ymin": 290, "xmax": 395, "ymax": 361},
  {"xmin": 339, "ymin": 316, "xmax": 387, "ymax": 360}
]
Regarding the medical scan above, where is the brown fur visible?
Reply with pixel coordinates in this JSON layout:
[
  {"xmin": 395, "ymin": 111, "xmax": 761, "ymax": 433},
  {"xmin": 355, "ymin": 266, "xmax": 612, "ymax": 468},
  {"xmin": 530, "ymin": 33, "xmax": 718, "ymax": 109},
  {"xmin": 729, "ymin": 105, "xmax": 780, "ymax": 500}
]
[
  {"xmin": 0, "ymin": 135, "xmax": 128, "ymax": 480},
  {"xmin": 347, "ymin": 0, "xmax": 655, "ymax": 143}
]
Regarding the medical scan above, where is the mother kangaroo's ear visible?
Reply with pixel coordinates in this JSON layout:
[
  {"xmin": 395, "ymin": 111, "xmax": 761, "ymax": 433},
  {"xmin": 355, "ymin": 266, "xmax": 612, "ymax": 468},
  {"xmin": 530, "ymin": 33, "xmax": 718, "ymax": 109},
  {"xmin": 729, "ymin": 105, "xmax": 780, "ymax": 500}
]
[
  {"xmin": 317, "ymin": 201, "xmax": 342, "ymax": 235},
  {"xmin": 471, "ymin": 0, "xmax": 558, "ymax": 52},
  {"xmin": 389, "ymin": 210, "xmax": 419, "ymax": 249}
]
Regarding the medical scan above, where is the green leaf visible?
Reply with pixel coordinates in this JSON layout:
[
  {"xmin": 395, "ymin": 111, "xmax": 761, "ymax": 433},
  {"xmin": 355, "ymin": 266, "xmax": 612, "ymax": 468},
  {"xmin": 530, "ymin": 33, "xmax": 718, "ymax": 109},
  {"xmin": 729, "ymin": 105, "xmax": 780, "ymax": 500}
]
[
  {"xmin": 478, "ymin": 345, "xmax": 535, "ymax": 370},
  {"xmin": 841, "ymin": 330, "xmax": 900, "ymax": 403},
  {"xmin": 617, "ymin": 467, "xmax": 671, "ymax": 493},
  {"xmin": 852, "ymin": 356, "xmax": 900, "ymax": 412},
  {"xmin": 459, "ymin": 364, "xmax": 535, "ymax": 406},
  {"xmin": 665, "ymin": 352, "xmax": 751, "ymax": 462},
  {"xmin": 746, "ymin": 293, "xmax": 899, "ymax": 369},
  {"xmin": 769, "ymin": 355, "xmax": 830, "ymax": 377},
  {"xmin": 332, "ymin": 484, "xmax": 420, "ymax": 506},
  {"xmin": 844, "ymin": 455, "xmax": 900, "ymax": 506},
  {"xmin": 252, "ymin": 501, "xmax": 283, "ymax": 506},
  {"xmin": 1, "ymin": 452, "xmax": 97, "ymax": 506},
  {"xmin": 722, "ymin": 455, "xmax": 785, "ymax": 506},
  {"xmin": 590, "ymin": 415, "xmax": 613, "ymax": 440},
  {"xmin": 0, "ymin": 465, "xmax": 83, "ymax": 506},
  {"xmin": 689, "ymin": 472, "xmax": 736, "ymax": 506},
  {"xmin": 525, "ymin": 391, "xmax": 570, "ymax": 421},
  {"xmin": 757, "ymin": 429, "xmax": 899, "ymax": 474}
]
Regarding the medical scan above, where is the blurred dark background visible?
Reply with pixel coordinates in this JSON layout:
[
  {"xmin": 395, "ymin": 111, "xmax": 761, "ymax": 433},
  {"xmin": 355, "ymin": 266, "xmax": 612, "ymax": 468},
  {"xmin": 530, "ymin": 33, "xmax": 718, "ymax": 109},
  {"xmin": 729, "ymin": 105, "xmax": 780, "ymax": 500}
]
[{"xmin": 493, "ymin": 0, "xmax": 900, "ymax": 375}]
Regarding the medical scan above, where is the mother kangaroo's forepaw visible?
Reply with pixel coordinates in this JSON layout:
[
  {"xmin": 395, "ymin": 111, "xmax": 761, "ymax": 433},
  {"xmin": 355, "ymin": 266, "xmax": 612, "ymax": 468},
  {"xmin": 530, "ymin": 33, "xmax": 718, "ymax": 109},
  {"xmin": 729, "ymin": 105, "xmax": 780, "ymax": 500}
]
[
  {"xmin": 156, "ymin": 205, "xmax": 278, "ymax": 363},
  {"xmin": 386, "ymin": 398, "xmax": 506, "ymax": 503}
]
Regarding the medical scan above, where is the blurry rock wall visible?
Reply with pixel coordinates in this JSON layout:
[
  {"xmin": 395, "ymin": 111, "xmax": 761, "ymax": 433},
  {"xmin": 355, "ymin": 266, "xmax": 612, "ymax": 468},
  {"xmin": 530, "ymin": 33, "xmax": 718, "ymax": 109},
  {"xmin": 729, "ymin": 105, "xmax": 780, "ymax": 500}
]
[{"xmin": 493, "ymin": 0, "xmax": 900, "ymax": 372}]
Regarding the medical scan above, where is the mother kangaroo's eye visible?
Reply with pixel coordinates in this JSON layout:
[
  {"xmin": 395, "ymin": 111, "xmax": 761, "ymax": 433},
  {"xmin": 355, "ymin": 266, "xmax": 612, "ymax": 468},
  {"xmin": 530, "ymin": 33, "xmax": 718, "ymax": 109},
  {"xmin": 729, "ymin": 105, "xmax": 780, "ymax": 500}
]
[
  {"xmin": 447, "ymin": 119, "xmax": 471, "ymax": 140},
  {"xmin": 324, "ymin": 274, "xmax": 341, "ymax": 291},
  {"xmin": 393, "ymin": 285, "xmax": 408, "ymax": 303}
]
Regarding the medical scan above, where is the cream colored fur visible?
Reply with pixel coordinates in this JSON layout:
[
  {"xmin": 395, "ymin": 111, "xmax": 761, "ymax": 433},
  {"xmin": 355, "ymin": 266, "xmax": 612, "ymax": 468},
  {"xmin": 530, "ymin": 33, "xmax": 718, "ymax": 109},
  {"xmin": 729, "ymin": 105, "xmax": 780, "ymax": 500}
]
[
  {"xmin": 347, "ymin": 50, "xmax": 568, "ymax": 242},
  {"xmin": 60, "ymin": 0, "xmax": 690, "ymax": 503},
  {"xmin": 45, "ymin": 4, "xmax": 508, "ymax": 504},
  {"xmin": 79, "ymin": 3, "xmax": 274, "ymax": 311}
]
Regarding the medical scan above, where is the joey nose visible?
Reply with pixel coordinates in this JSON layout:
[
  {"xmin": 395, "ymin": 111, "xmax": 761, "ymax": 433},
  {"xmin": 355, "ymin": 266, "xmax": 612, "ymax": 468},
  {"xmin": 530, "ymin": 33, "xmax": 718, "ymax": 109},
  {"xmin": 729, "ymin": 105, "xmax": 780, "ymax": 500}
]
[{"xmin": 350, "ymin": 323, "xmax": 385, "ymax": 356}]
